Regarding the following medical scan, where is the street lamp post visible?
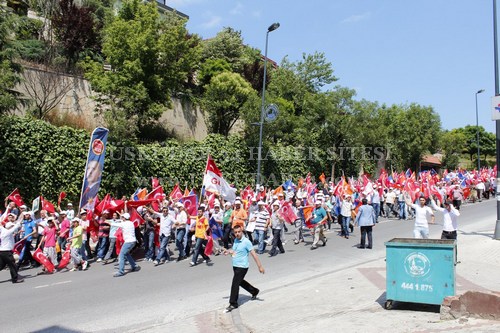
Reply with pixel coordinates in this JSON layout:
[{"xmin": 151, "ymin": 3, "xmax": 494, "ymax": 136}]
[
  {"xmin": 256, "ymin": 22, "xmax": 280, "ymax": 190},
  {"xmin": 493, "ymin": 0, "xmax": 500, "ymax": 239},
  {"xmin": 475, "ymin": 89, "xmax": 485, "ymax": 171}
]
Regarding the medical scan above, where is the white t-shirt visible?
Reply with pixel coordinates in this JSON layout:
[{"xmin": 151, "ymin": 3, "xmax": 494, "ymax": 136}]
[
  {"xmin": 410, "ymin": 204, "xmax": 434, "ymax": 227},
  {"xmin": 111, "ymin": 220, "xmax": 136, "ymax": 243}
]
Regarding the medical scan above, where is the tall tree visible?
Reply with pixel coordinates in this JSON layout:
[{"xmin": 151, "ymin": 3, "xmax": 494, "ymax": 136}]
[
  {"xmin": 0, "ymin": 4, "xmax": 22, "ymax": 114},
  {"xmin": 51, "ymin": 0, "xmax": 102, "ymax": 71},
  {"xmin": 202, "ymin": 71, "xmax": 257, "ymax": 136},
  {"xmin": 82, "ymin": 0, "xmax": 201, "ymax": 140}
]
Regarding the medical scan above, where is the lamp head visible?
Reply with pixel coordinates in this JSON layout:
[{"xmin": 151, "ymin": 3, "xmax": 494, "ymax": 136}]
[
  {"xmin": 268, "ymin": 22, "xmax": 280, "ymax": 32},
  {"xmin": 477, "ymin": 89, "xmax": 485, "ymax": 94}
]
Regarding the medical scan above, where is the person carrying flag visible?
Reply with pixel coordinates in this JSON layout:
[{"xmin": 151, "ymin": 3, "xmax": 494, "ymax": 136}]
[
  {"xmin": 0, "ymin": 214, "xmax": 24, "ymax": 283},
  {"xmin": 268, "ymin": 201, "xmax": 286, "ymax": 257},
  {"xmin": 310, "ymin": 200, "xmax": 328, "ymax": 250},
  {"xmin": 223, "ymin": 224, "xmax": 264, "ymax": 313},
  {"xmin": 252, "ymin": 201, "xmax": 270, "ymax": 254},
  {"xmin": 174, "ymin": 202, "xmax": 188, "ymax": 262},
  {"xmin": 66, "ymin": 218, "xmax": 89, "ymax": 271},
  {"xmin": 17, "ymin": 211, "xmax": 37, "ymax": 270},
  {"xmin": 405, "ymin": 195, "xmax": 435, "ymax": 239},
  {"xmin": 110, "ymin": 213, "xmax": 141, "ymax": 277},
  {"xmin": 148, "ymin": 206, "xmax": 174, "ymax": 266},
  {"xmin": 37, "ymin": 217, "xmax": 58, "ymax": 274},
  {"xmin": 222, "ymin": 201, "xmax": 233, "ymax": 249},
  {"xmin": 190, "ymin": 207, "xmax": 211, "ymax": 266}
]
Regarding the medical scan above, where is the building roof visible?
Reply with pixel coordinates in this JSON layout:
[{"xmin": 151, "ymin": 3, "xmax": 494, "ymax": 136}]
[
  {"xmin": 154, "ymin": 1, "xmax": 188, "ymax": 19},
  {"xmin": 421, "ymin": 154, "xmax": 442, "ymax": 166}
]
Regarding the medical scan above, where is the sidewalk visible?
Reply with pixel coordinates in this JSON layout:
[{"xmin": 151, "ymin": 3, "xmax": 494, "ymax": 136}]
[{"xmin": 140, "ymin": 210, "xmax": 500, "ymax": 333}]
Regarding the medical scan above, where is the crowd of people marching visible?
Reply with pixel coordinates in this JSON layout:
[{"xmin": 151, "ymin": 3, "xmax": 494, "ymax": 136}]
[{"xmin": 0, "ymin": 167, "xmax": 495, "ymax": 283}]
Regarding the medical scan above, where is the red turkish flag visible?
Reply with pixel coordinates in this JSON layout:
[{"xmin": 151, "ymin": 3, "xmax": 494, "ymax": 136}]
[
  {"xmin": 430, "ymin": 185, "xmax": 443, "ymax": 203},
  {"xmin": 7, "ymin": 188, "xmax": 25, "ymax": 207},
  {"xmin": 147, "ymin": 186, "xmax": 165, "ymax": 211},
  {"xmin": 240, "ymin": 185, "xmax": 254, "ymax": 201},
  {"xmin": 279, "ymin": 202, "xmax": 298, "ymax": 224},
  {"xmin": 182, "ymin": 195, "xmax": 198, "ymax": 217},
  {"xmin": 41, "ymin": 197, "xmax": 56, "ymax": 213},
  {"xmin": 94, "ymin": 194, "xmax": 110, "ymax": 216},
  {"xmin": 58, "ymin": 246, "xmax": 71, "ymax": 269},
  {"xmin": 115, "ymin": 229, "xmax": 124, "ymax": 254},
  {"xmin": 126, "ymin": 199, "xmax": 156, "ymax": 209},
  {"xmin": 103, "ymin": 199, "xmax": 125, "ymax": 214},
  {"xmin": 154, "ymin": 224, "xmax": 160, "ymax": 248},
  {"xmin": 13, "ymin": 239, "xmax": 26, "ymax": 255},
  {"xmin": 204, "ymin": 236, "xmax": 213, "ymax": 257},
  {"xmin": 129, "ymin": 207, "xmax": 144, "ymax": 227},
  {"xmin": 152, "ymin": 177, "xmax": 159, "ymax": 189},
  {"xmin": 205, "ymin": 155, "xmax": 222, "ymax": 177},
  {"xmin": 33, "ymin": 248, "xmax": 55, "ymax": 273},
  {"xmin": 167, "ymin": 185, "xmax": 182, "ymax": 201},
  {"xmin": 58, "ymin": 192, "xmax": 66, "ymax": 206}
]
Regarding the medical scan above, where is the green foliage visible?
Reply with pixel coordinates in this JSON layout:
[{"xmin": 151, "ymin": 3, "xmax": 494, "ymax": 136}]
[
  {"xmin": 202, "ymin": 71, "xmax": 258, "ymax": 136},
  {"xmin": 0, "ymin": 116, "xmax": 259, "ymax": 206},
  {"xmin": 12, "ymin": 16, "xmax": 43, "ymax": 40},
  {"xmin": 51, "ymin": 0, "xmax": 102, "ymax": 70},
  {"xmin": 201, "ymin": 27, "xmax": 246, "ymax": 73},
  {"xmin": 0, "ymin": 116, "xmax": 88, "ymax": 204},
  {"xmin": 82, "ymin": 0, "xmax": 201, "ymax": 141},
  {"xmin": 11, "ymin": 39, "xmax": 45, "ymax": 62},
  {"xmin": 0, "ymin": 5, "xmax": 22, "ymax": 114},
  {"xmin": 198, "ymin": 58, "xmax": 231, "ymax": 88}
]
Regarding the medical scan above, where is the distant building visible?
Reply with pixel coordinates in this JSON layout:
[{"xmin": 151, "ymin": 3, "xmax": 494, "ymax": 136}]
[
  {"xmin": 114, "ymin": 0, "xmax": 189, "ymax": 19},
  {"xmin": 420, "ymin": 154, "xmax": 442, "ymax": 172}
]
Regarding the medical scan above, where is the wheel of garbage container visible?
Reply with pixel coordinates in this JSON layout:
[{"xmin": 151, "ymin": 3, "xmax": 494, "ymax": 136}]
[{"xmin": 384, "ymin": 300, "xmax": 393, "ymax": 310}]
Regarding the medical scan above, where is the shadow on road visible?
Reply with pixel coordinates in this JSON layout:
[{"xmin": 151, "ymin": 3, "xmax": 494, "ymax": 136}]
[
  {"xmin": 376, "ymin": 292, "xmax": 440, "ymax": 313},
  {"xmin": 32, "ymin": 326, "xmax": 83, "ymax": 333}
]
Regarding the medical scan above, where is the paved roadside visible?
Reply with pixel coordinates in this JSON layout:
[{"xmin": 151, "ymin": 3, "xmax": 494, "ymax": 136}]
[{"xmin": 141, "ymin": 201, "xmax": 500, "ymax": 333}]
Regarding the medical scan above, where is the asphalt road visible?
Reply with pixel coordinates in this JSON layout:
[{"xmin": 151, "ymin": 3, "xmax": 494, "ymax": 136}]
[{"xmin": 1, "ymin": 199, "xmax": 496, "ymax": 333}]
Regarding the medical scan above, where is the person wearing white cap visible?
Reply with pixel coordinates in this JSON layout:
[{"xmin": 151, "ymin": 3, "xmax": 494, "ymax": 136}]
[
  {"xmin": 57, "ymin": 211, "xmax": 70, "ymax": 261},
  {"xmin": 16, "ymin": 211, "xmax": 37, "ymax": 270},
  {"xmin": 268, "ymin": 201, "xmax": 285, "ymax": 257},
  {"xmin": 371, "ymin": 185, "xmax": 381, "ymax": 223},
  {"xmin": 340, "ymin": 195, "xmax": 354, "ymax": 239},
  {"xmin": 211, "ymin": 203, "xmax": 224, "ymax": 255},
  {"xmin": 251, "ymin": 201, "xmax": 270, "ymax": 254},
  {"xmin": 174, "ymin": 202, "xmax": 188, "ymax": 261},
  {"xmin": 66, "ymin": 203, "xmax": 75, "ymax": 221},
  {"xmin": 0, "ymin": 214, "xmax": 24, "ymax": 283},
  {"xmin": 310, "ymin": 200, "xmax": 328, "ymax": 250},
  {"xmin": 285, "ymin": 186, "xmax": 295, "ymax": 202},
  {"xmin": 66, "ymin": 218, "xmax": 89, "ymax": 271},
  {"xmin": 222, "ymin": 201, "xmax": 233, "ymax": 249},
  {"xmin": 292, "ymin": 199, "xmax": 305, "ymax": 244},
  {"xmin": 230, "ymin": 200, "xmax": 247, "ymax": 230},
  {"xmin": 109, "ymin": 212, "xmax": 141, "ymax": 277}
]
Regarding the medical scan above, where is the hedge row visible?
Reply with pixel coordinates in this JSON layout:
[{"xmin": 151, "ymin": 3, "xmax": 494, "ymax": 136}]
[{"xmin": 0, "ymin": 116, "xmax": 311, "ymax": 207}]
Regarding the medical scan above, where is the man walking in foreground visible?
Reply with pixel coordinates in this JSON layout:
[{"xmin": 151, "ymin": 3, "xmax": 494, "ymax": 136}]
[
  {"xmin": 110, "ymin": 212, "xmax": 141, "ymax": 277},
  {"xmin": 224, "ymin": 224, "xmax": 265, "ymax": 313}
]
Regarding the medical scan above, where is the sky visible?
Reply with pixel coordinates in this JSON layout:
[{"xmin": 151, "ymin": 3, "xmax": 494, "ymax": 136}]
[{"xmin": 166, "ymin": 0, "xmax": 496, "ymax": 133}]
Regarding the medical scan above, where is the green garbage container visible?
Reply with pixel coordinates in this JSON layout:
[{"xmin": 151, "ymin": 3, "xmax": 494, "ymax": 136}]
[{"xmin": 384, "ymin": 238, "xmax": 456, "ymax": 309}]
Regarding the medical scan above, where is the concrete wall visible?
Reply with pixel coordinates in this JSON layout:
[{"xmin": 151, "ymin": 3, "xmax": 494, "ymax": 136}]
[{"xmin": 14, "ymin": 67, "xmax": 208, "ymax": 141}]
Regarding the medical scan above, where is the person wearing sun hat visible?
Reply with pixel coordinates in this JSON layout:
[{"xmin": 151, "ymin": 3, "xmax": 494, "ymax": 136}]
[
  {"xmin": 0, "ymin": 213, "xmax": 24, "ymax": 283},
  {"xmin": 268, "ymin": 201, "xmax": 286, "ymax": 257},
  {"xmin": 310, "ymin": 200, "xmax": 328, "ymax": 250},
  {"xmin": 230, "ymin": 200, "xmax": 247, "ymax": 230},
  {"xmin": 109, "ymin": 212, "xmax": 141, "ymax": 277}
]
